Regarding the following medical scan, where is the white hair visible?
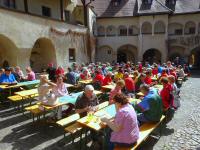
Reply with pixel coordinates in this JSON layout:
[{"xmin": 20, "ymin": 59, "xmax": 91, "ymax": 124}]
[{"xmin": 85, "ymin": 85, "xmax": 94, "ymax": 92}]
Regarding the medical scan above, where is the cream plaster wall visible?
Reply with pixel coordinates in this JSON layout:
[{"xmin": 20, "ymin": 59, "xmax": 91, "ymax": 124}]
[{"xmin": 0, "ymin": 8, "xmax": 89, "ymax": 72}]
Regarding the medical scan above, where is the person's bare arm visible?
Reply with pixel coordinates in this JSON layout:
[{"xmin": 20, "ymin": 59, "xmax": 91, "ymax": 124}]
[
  {"xmin": 75, "ymin": 107, "xmax": 89, "ymax": 114},
  {"xmin": 101, "ymin": 117, "xmax": 123, "ymax": 132}
]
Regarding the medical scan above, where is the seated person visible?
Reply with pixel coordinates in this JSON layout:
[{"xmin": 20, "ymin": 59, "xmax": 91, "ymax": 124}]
[
  {"xmin": 160, "ymin": 77, "xmax": 173, "ymax": 111},
  {"xmin": 132, "ymin": 71, "xmax": 139, "ymax": 82},
  {"xmin": 158, "ymin": 69, "xmax": 168, "ymax": 81},
  {"xmin": 101, "ymin": 94, "xmax": 139, "ymax": 149},
  {"xmin": 15, "ymin": 66, "xmax": 24, "ymax": 82},
  {"xmin": 124, "ymin": 72, "xmax": 135, "ymax": 94},
  {"xmin": 114, "ymin": 68, "xmax": 124, "ymax": 82},
  {"xmin": 144, "ymin": 70, "xmax": 152, "ymax": 85},
  {"xmin": 169, "ymin": 68, "xmax": 177, "ymax": 80},
  {"xmin": 0, "ymin": 67, "xmax": 17, "ymax": 85},
  {"xmin": 177, "ymin": 65, "xmax": 185, "ymax": 78},
  {"xmin": 135, "ymin": 73, "xmax": 146, "ymax": 92},
  {"xmin": 75, "ymin": 85, "xmax": 99, "ymax": 117},
  {"xmin": 80, "ymin": 68, "xmax": 91, "ymax": 80},
  {"xmin": 65, "ymin": 67, "xmax": 78, "ymax": 85},
  {"xmin": 10, "ymin": 67, "xmax": 20, "ymax": 83},
  {"xmin": 93, "ymin": 70, "xmax": 104, "ymax": 89},
  {"xmin": 23, "ymin": 67, "xmax": 36, "ymax": 81},
  {"xmin": 38, "ymin": 75, "xmax": 69, "ymax": 119},
  {"xmin": 109, "ymin": 80, "xmax": 125, "ymax": 104},
  {"xmin": 102, "ymin": 72, "xmax": 113, "ymax": 86},
  {"xmin": 168, "ymin": 75, "xmax": 180, "ymax": 109},
  {"xmin": 135, "ymin": 84, "xmax": 163, "ymax": 126},
  {"xmin": 152, "ymin": 64, "xmax": 158, "ymax": 77},
  {"xmin": 46, "ymin": 63, "xmax": 56, "ymax": 82}
]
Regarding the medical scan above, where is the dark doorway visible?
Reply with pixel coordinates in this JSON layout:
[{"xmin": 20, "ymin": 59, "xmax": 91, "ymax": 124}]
[
  {"xmin": 143, "ymin": 49, "xmax": 161, "ymax": 64},
  {"xmin": 190, "ymin": 48, "xmax": 200, "ymax": 68},
  {"xmin": 117, "ymin": 52, "xmax": 127, "ymax": 63}
]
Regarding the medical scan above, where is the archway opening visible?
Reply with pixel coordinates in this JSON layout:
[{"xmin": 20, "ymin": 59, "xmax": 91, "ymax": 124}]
[
  {"xmin": 30, "ymin": 38, "xmax": 57, "ymax": 73},
  {"xmin": 143, "ymin": 49, "xmax": 161, "ymax": 64},
  {"xmin": 0, "ymin": 34, "xmax": 19, "ymax": 68},
  {"xmin": 117, "ymin": 45, "xmax": 137, "ymax": 63},
  {"xmin": 190, "ymin": 47, "xmax": 200, "ymax": 68}
]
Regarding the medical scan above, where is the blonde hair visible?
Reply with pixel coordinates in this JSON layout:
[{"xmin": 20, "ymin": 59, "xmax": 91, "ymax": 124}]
[{"xmin": 116, "ymin": 80, "xmax": 125, "ymax": 88}]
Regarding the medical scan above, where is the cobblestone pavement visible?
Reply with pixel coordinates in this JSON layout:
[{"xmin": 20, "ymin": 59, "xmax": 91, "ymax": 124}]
[
  {"xmin": 0, "ymin": 72, "xmax": 200, "ymax": 150},
  {"xmin": 152, "ymin": 72, "xmax": 200, "ymax": 150}
]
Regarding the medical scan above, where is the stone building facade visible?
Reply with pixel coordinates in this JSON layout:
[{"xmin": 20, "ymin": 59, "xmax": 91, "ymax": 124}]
[
  {"xmin": 92, "ymin": 0, "xmax": 200, "ymax": 66},
  {"xmin": 0, "ymin": 0, "xmax": 90, "ymax": 72}
]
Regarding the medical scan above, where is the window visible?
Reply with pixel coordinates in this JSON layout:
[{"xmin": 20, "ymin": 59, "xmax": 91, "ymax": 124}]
[
  {"xmin": 69, "ymin": 48, "xmax": 76, "ymax": 62},
  {"xmin": 3, "ymin": 0, "xmax": 15, "ymax": 9},
  {"xmin": 189, "ymin": 28, "xmax": 195, "ymax": 34},
  {"xmin": 175, "ymin": 29, "xmax": 183, "ymax": 35},
  {"xmin": 118, "ymin": 26, "xmax": 127, "ymax": 36},
  {"xmin": 107, "ymin": 50, "xmax": 112, "ymax": 54},
  {"xmin": 65, "ymin": 10, "xmax": 70, "ymax": 22},
  {"xmin": 112, "ymin": 0, "xmax": 121, "ymax": 6},
  {"xmin": 119, "ymin": 29, "xmax": 127, "ymax": 36},
  {"xmin": 143, "ymin": 0, "xmax": 152, "ymax": 4},
  {"xmin": 42, "ymin": 6, "xmax": 51, "ymax": 17},
  {"xmin": 167, "ymin": 0, "xmax": 175, "ymax": 5},
  {"xmin": 97, "ymin": 26, "xmax": 105, "ymax": 37},
  {"xmin": 128, "ymin": 26, "xmax": 139, "ymax": 36}
]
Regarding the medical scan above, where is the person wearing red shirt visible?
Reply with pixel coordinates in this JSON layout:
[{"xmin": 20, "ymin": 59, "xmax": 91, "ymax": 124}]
[
  {"xmin": 160, "ymin": 77, "xmax": 173, "ymax": 111},
  {"xmin": 56, "ymin": 66, "xmax": 65, "ymax": 76},
  {"xmin": 102, "ymin": 72, "xmax": 113, "ymax": 86},
  {"xmin": 80, "ymin": 69, "xmax": 91, "ymax": 80},
  {"xmin": 152, "ymin": 65, "xmax": 158, "ymax": 76},
  {"xmin": 124, "ymin": 72, "xmax": 135, "ymax": 93},
  {"xmin": 144, "ymin": 71, "xmax": 152, "ymax": 85},
  {"xmin": 93, "ymin": 70, "xmax": 104, "ymax": 85},
  {"xmin": 169, "ymin": 68, "xmax": 177, "ymax": 80},
  {"xmin": 159, "ymin": 69, "xmax": 168, "ymax": 81}
]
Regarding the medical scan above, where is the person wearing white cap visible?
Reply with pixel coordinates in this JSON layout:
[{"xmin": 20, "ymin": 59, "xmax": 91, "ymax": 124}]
[{"xmin": 75, "ymin": 85, "xmax": 99, "ymax": 117}]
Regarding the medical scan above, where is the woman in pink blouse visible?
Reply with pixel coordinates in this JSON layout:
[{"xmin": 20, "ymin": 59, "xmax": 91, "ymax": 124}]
[
  {"xmin": 101, "ymin": 94, "xmax": 139, "ymax": 149},
  {"xmin": 24, "ymin": 67, "xmax": 36, "ymax": 81}
]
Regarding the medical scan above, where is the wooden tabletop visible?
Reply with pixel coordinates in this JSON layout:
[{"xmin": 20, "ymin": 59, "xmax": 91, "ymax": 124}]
[
  {"xmin": 77, "ymin": 98, "xmax": 140, "ymax": 131},
  {"xmin": 40, "ymin": 90, "xmax": 103, "ymax": 110},
  {"xmin": 78, "ymin": 79, "xmax": 93, "ymax": 84},
  {"xmin": 101, "ymin": 84, "xmax": 115, "ymax": 90},
  {"xmin": 15, "ymin": 89, "xmax": 38, "ymax": 97},
  {"xmin": 0, "ymin": 80, "xmax": 40, "ymax": 89}
]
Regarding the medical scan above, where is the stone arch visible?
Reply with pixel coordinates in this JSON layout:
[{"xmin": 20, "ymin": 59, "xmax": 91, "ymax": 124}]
[
  {"xmin": 96, "ymin": 45, "xmax": 114, "ymax": 63},
  {"xmin": 190, "ymin": 46, "xmax": 200, "ymax": 68},
  {"xmin": 168, "ymin": 23, "xmax": 183, "ymax": 35},
  {"xmin": 106, "ymin": 25, "xmax": 116, "ymax": 36},
  {"xmin": 0, "ymin": 34, "xmax": 19, "ymax": 68},
  {"xmin": 141, "ymin": 22, "xmax": 152, "ymax": 34},
  {"xmin": 97, "ymin": 26, "xmax": 105, "ymax": 37},
  {"xmin": 168, "ymin": 46, "xmax": 185, "ymax": 61},
  {"xmin": 154, "ymin": 21, "xmax": 166, "ymax": 34},
  {"xmin": 128, "ymin": 25, "xmax": 139, "ymax": 36},
  {"xmin": 198, "ymin": 23, "xmax": 200, "ymax": 34},
  {"xmin": 118, "ymin": 25, "xmax": 128, "ymax": 36},
  {"xmin": 30, "ymin": 37, "xmax": 57, "ymax": 73},
  {"xmin": 184, "ymin": 21, "xmax": 196, "ymax": 35},
  {"xmin": 143, "ymin": 49, "xmax": 162, "ymax": 64},
  {"xmin": 117, "ymin": 44, "xmax": 138, "ymax": 63}
]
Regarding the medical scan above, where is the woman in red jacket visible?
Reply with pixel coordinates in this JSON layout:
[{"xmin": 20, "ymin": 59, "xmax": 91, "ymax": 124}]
[{"xmin": 160, "ymin": 77, "xmax": 174, "ymax": 111}]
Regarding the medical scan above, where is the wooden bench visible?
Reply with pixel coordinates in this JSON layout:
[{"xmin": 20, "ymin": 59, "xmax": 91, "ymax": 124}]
[
  {"xmin": 114, "ymin": 115, "xmax": 166, "ymax": 150},
  {"xmin": 8, "ymin": 95, "xmax": 23, "ymax": 102},
  {"xmin": 56, "ymin": 113, "xmax": 80, "ymax": 127},
  {"xmin": 25, "ymin": 104, "xmax": 45, "ymax": 121}
]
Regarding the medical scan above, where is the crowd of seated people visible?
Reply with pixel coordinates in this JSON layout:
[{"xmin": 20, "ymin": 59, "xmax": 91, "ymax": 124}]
[{"xmin": 0, "ymin": 60, "xmax": 190, "ymax": 150}]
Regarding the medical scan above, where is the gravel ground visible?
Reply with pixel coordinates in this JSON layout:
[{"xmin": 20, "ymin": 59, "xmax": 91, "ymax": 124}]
[{"xmin": 0, "ymin": 71, "xmax": 200, "ymax": 150}]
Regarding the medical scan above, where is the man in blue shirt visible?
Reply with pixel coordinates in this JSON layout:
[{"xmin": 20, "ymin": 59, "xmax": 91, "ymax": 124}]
[{"xmin": 0, "ymin": 67, "xmax": 17, "ymax": 85}]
